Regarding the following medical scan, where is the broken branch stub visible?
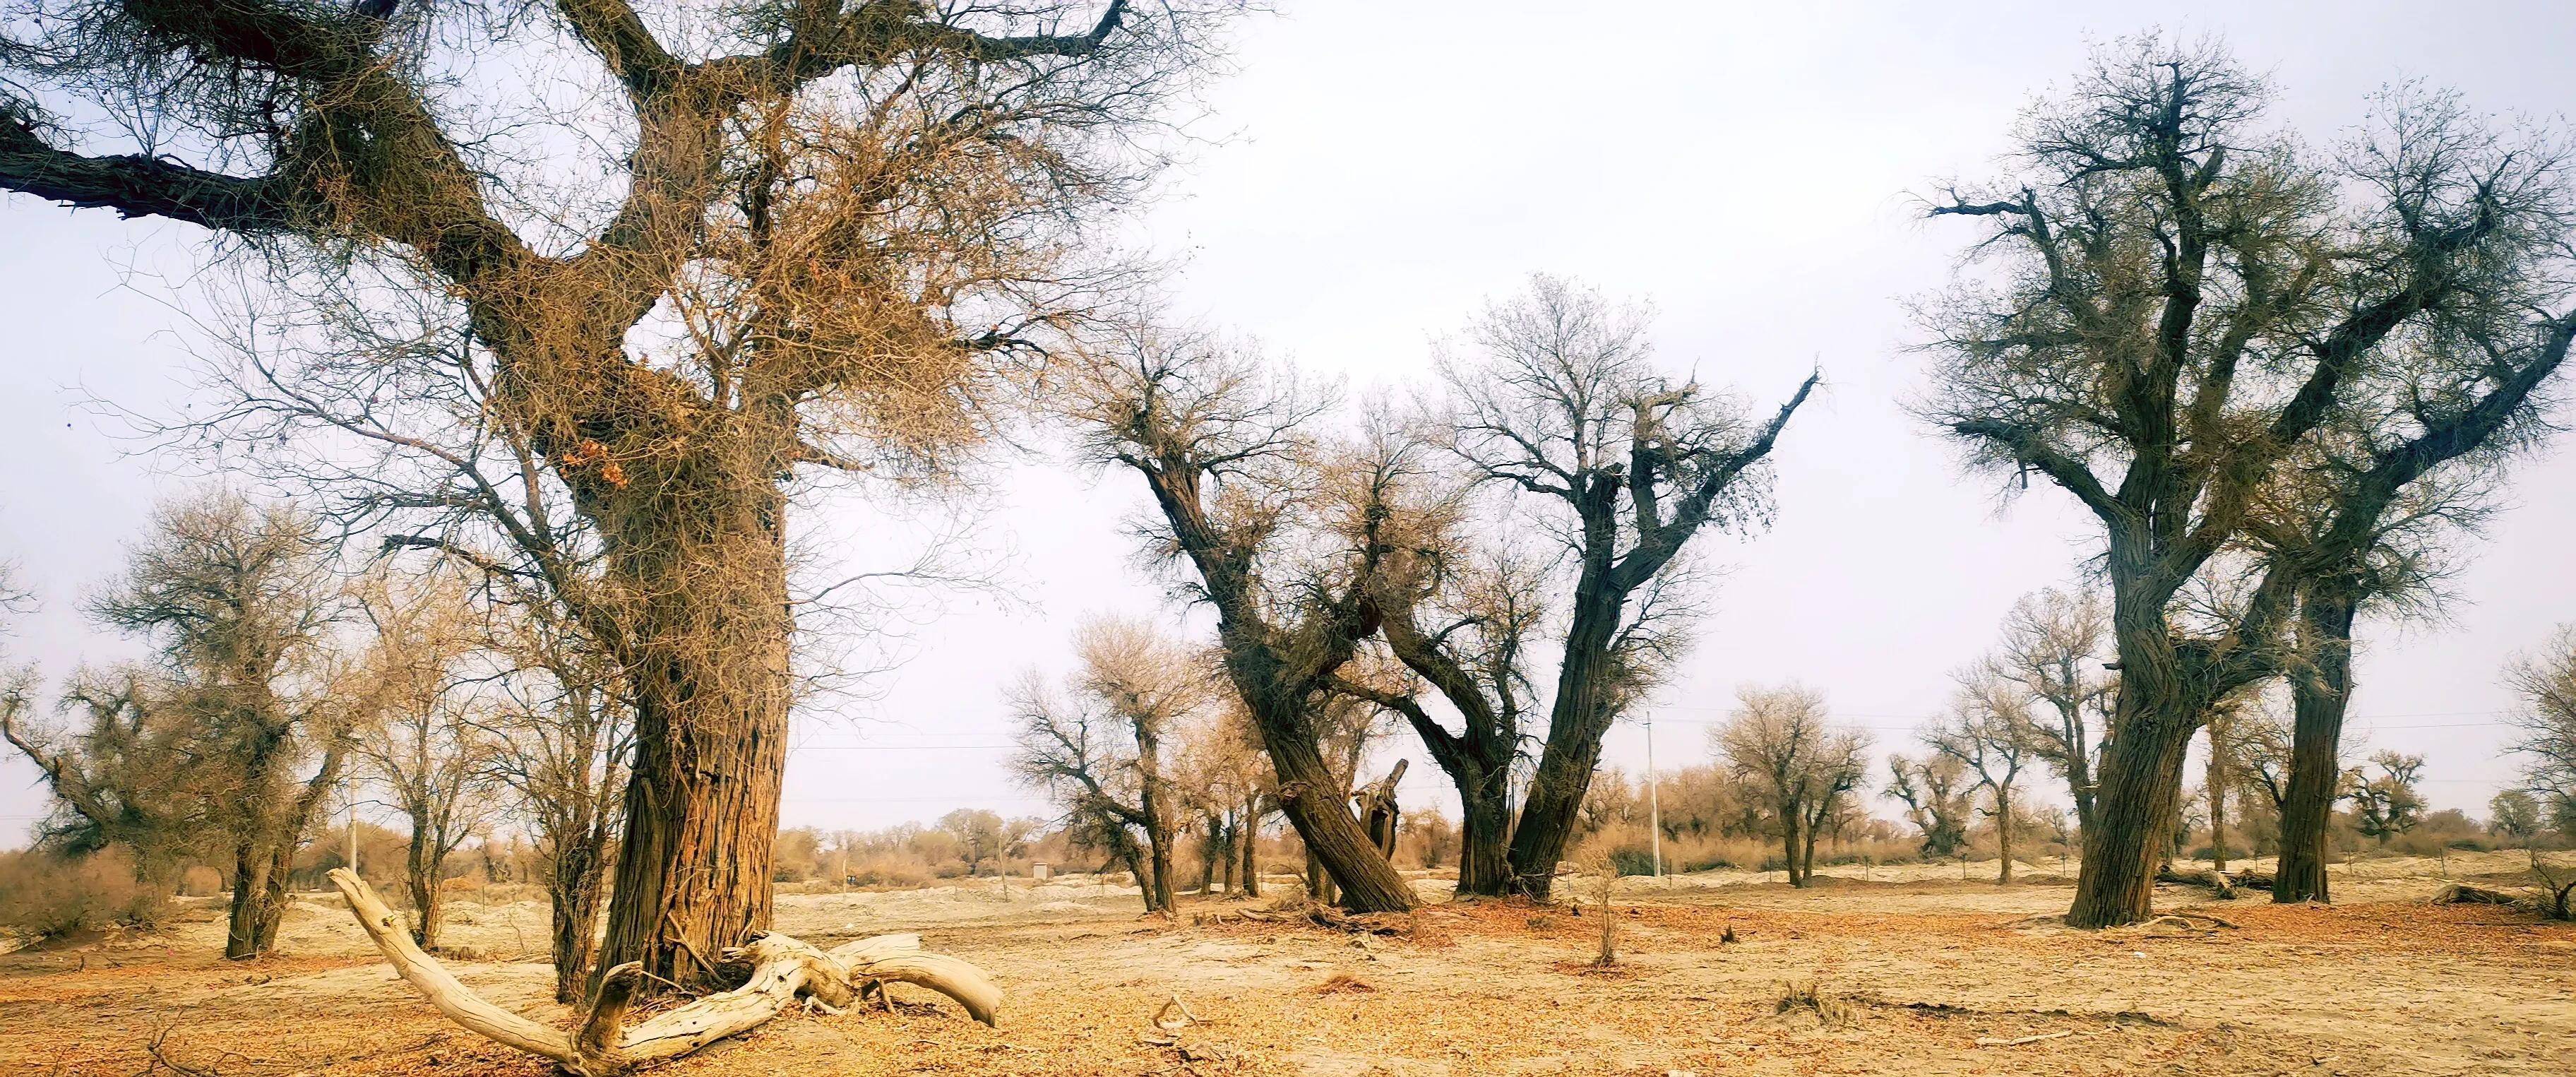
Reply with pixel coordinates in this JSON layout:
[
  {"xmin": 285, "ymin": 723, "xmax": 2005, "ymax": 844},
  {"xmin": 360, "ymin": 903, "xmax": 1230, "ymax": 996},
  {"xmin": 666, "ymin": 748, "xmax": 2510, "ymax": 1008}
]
[{"xmin": 326, "ymin": 869, "xmax": 1002, "ymax": 1075}]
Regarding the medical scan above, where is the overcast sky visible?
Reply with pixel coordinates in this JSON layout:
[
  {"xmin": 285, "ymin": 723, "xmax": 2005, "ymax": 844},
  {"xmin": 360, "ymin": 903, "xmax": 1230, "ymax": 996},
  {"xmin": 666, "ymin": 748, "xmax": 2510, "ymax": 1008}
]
[{"xmin": 5, "ymin": 1, "xmax": 2573, "ymax": 843}]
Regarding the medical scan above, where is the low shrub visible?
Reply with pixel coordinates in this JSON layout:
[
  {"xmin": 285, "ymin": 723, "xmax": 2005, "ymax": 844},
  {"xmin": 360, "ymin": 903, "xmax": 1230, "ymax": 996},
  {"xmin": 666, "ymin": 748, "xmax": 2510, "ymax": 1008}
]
[{"xmin": 0, "ymin": 848, "xmax": 164, "ymax": 940}]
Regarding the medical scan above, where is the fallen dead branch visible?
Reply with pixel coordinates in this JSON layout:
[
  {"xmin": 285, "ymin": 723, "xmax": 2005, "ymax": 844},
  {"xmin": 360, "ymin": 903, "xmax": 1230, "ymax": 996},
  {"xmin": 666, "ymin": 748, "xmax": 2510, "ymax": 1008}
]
[
  {"xmin": 1975, "ymin": 1030, "xmax": 2077, "ymax": 1047},
  {"xmin": 2433, "ymin": 883, "xmax": 2522, "ymax": 907},
  {"xmin": 328, "ymin": 869, "xmax": 1001, "ymax": 1076}
]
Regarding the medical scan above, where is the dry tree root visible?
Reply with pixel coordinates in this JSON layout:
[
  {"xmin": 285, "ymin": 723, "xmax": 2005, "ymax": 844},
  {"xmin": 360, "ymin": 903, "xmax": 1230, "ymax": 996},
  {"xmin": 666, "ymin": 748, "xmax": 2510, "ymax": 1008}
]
[
  {"xmin": 327, "ymin": 869, "xmax": 1001, "ymax": 1076},
  {"xmin": 2132, "ymin": 912, "xmax": 2240, "ymax": 933},
  {"xmin": 2154, "ymin": 867, "xmax": 2243, "ymax": 899}
]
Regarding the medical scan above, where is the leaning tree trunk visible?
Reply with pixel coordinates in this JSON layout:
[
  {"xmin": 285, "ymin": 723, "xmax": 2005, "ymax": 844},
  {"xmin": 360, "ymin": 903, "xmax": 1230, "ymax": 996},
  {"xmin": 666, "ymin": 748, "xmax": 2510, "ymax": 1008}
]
[
  {"xmin": 2274, "ymin": 589, "xmax": 2358, "ymax": 904},
  {"xmin": 590, "ymin": 446, "xmax": 796, "ymax": 992},
  {"xmin": 2068, "ymin": 694, "xmax": 2200, "ymax": 928},
  {"xmin": 1505, "ymin": 596, "xmax": 1623, "ymax": 900},
  {"xmin": 1261, "ymin": 726, "xmax": 1409, "ymax": 911}
]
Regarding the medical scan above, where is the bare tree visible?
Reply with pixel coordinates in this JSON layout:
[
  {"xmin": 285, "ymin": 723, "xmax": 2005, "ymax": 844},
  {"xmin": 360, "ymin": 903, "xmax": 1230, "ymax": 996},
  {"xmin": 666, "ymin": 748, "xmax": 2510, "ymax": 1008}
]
[
  {"xmin": 1931, "ymin": 677, "xmax": 2034, "ymax": 883},
  {"xmin": 1063, "ymin": 323, "xmax": 1420, "ymax": 912},
  {"xmin": 1920, "ymin": 37, "xmax": 2575, "ymax": 926},
  {"xmin": 1436, "ymin": 275, "xmax": 1818, "ymax": 898},
  {"xmin": 2506, "ymin": 626, "xmax": 2576, "ymax": 829},
  {"xmin": 1986, "ymin": 589, "xmax": 2113, "ymax": 833},
  {"xmin": 1717, "ymin": 684, "xmax": 1868, "ymax": 887},
  {"xmin": 476, "ymin": 600, "xmax": 631, "ymax": 1003},
  {"xmin": 1006, "ymin": 617, "xmax": 1212, "ymax": 914},
  {"xmin": 1885, "ymin": 752, "xmax": 1972, "ymax": 859},
  {"xmin": 2344, "ymin": 751, "xmax": 2427, "ymax": 847},
  {"xmin": 1342, "ymin": 483, "xmax": 1546, "ymax": 897},
  {"xmin": 1, "ymin": 0, "xmax": 1228, "ymax": 990},
  {"xmin": 347, "ymin": 573, "xmax": 492, "ymax": 950},
  {"xmin": 88, "ymin": 493, "xmax": 354, "ymax": 958}
]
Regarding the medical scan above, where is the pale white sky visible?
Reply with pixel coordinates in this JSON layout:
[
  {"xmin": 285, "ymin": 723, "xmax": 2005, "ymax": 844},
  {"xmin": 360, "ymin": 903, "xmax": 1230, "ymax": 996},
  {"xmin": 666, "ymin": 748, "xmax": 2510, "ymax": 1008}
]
[{"xmin": 4, "ymin": 2, "xmax": 2572, "ymax": 841}]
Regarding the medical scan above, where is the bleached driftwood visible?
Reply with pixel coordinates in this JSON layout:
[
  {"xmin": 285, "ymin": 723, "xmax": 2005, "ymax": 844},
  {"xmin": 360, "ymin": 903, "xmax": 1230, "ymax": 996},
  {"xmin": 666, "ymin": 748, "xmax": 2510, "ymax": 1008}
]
[{"xmin": 327, "ymin": 868, "xmax": 1001, "ymax": 1075}]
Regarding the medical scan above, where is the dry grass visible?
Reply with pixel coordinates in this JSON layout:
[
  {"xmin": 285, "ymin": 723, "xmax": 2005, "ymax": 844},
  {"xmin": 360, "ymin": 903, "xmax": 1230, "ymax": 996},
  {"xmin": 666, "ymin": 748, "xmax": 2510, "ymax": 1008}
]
[{"xmin": 2, "ymin": 853, "xmax": 2571, "ymax": 1075}]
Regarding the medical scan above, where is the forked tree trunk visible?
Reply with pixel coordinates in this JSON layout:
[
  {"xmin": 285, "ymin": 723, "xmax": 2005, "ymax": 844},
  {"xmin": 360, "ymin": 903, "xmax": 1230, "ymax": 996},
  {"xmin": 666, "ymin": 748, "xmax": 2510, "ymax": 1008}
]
[
  {"xmin": 1136, "ymin": 724, "xmax": 1177, "ymax": 914},
  {"xmin": 592, "ymin": 464, "xmax": 794, "ymax": 992},
  {"xmin": 2274, "ymin": 589, "xmax": 2358, "ymax": 904}
]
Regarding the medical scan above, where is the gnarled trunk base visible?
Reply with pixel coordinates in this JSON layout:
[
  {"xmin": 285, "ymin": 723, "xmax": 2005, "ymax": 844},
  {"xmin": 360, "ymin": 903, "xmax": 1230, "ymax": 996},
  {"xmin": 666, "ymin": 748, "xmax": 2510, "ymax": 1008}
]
[{"xmin": 329, "ymin": 869, "xmax": 1000, "ymax": 1075}]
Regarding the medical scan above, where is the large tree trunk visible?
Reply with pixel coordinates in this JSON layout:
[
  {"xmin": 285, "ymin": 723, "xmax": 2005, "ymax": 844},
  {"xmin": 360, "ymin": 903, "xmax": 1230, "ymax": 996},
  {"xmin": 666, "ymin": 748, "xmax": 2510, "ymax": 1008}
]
[
  {"xmin": 1505, "ymin": 595, "xmax": 1622, "ymax": 900},
  {"xmin": 2068, "ymin": 697, "xmax": 2198, "ymax": 927},
  {"xmin": 1136, "ymin": 724, "xmax": 1177, "ymax": 914},
  {"xmin": 2274, "ymin": 588, "xmax": 2357, "ymax": 904},
  {"xmin": 1780, "ymin": 802, "xmax": 1805, "ymax": 888},
  {"xmin": 1265, "ymin": 733, "xmax": 1407, "ymax": 910},
  {"xmin": 224, "ymin": 840, "xmax": 275, "ymax": 959},
  {"xmin": 592, "ymin": 466, "xmax": 794, "ymax": 992},
  {"xmin": 1455, "ymin": 778, "xmax": 1514, "ymax": 898}
]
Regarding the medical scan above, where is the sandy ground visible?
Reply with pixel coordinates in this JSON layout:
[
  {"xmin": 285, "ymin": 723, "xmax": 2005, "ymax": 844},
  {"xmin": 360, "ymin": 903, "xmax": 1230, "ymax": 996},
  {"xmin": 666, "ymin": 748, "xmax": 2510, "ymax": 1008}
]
[{"xmin": 4, "ymin": 851, "xmax": 2570, "ymax": 1076}]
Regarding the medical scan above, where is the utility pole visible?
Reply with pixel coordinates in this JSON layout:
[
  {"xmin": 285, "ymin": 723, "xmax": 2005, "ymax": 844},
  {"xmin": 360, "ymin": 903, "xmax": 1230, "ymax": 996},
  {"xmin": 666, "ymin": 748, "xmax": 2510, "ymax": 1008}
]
[
  {"xmin": 345, "ymin": 773, "xmax": 359, "ymax": 876},
  {"xmin": 1645, "ymin": 716, "xmax": 1664, "ymax": 885}
]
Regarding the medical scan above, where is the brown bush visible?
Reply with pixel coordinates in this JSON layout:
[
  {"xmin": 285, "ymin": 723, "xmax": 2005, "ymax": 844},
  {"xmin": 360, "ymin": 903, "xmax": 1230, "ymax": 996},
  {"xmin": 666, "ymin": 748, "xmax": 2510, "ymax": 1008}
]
[{"xmin": 0, "ymin": 849, "xmax": 165, "ymax": 940}]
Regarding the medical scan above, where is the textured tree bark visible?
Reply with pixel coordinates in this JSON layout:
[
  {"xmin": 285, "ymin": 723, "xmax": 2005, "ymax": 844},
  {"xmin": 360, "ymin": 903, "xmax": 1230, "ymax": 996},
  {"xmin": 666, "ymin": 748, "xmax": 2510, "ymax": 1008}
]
[
  {"xmin": 1136, "ymin": 722, "xmax": 1177, "ymax": 915},
  {"xmin": 1237, "ymin": 797, "xmax": 1261, "ymax": 899},
  {"xmin": 591, "ymin": 463, "xmax": 794, "ymax": 992},
  {"xmin": 551, "ymin": 826, "xmax": 613, "ymax": 1004},
  {"xmin": 2069, "ymin": 687, "xmax": 2198, "ymax": 927},
  {"xmin": 224, "ymin": 840, "xmax": 275, "ymax": 960},
  {"xmin": 2274, "ymin": 588, "xmax": 2358, "ymax": 904},
  {"xmin": 1505, "ymin": 595, "xmax": 1621, "ymax": 900},
  {"xmin": 1456, "ymin": 780, "xmax": 1513, "ymax": 897},
  {"xmin": 1779, "ymin": 799, "xmax": 1806, "ymax": 888}
]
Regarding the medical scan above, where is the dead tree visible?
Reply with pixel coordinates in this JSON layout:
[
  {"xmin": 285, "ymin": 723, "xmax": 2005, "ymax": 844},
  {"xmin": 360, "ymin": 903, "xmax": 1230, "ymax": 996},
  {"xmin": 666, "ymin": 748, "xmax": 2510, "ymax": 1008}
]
[
  {"xmin": 328, "ymin": 869, "xmax": 998, "ymax": 1076},
  {"xmin": 78, "ymin": 494, "xmax": 357, "ymax": 958},
  {"xmin": 1886, "ymin": 752, "xmax": 1972, "ymax": 858},
  {"xmin": 1063, "ymin": 324, "xmax": 1419, "ymax": 912},
  {"xmin": 1931, "ymin": 676, "xmax": 2034, "ymax": 883},
  {"xmin": 1438, "ymin": 275, "xmax": 1817, "ymax": 899},
  {"xmin": 350, "ymin": 574, "xmax": 493, "ymax": 951},
  {"xmin": 1717, "ymin": 684, "xmax": 1868, "ymax": 887},
  {"xmin": 1986, "ymin": 589, "xmax": 2114, "ymax": 833},
  {"xmin": 0, "ymin": 0, "xmax": 1227, "ymax": 991},
  {"xmin": 1341, "ymin": 509, "xmax": 1544, "ymax": 897},
  {"xmin": 1921, "ymin": 37, "xmax": 2575, "ymax": 926},
  {"xmin": 1354, "ymin": 758, "xmax": 1408, "ymax": 858},
  {"xmin": 2506, "ymin": 628, "xmax": 2576, "ymax": 838}
]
